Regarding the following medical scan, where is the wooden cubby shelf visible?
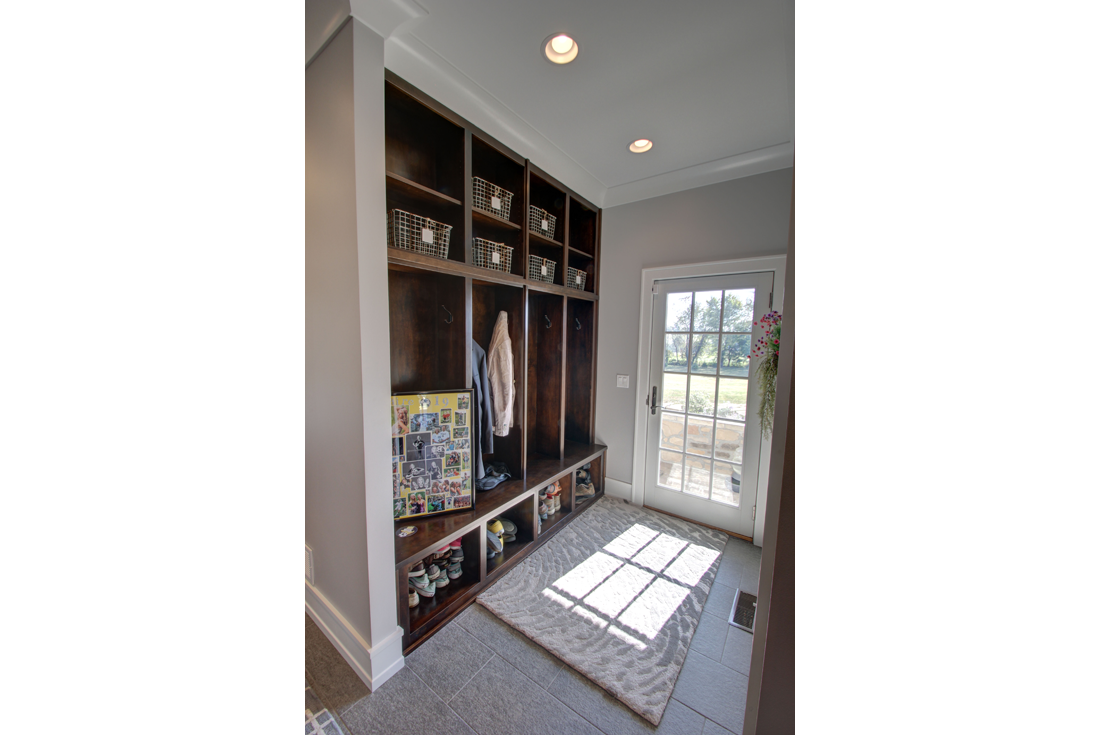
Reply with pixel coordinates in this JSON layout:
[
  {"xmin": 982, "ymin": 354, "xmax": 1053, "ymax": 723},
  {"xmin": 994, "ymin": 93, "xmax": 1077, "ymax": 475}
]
[{"xmin": 386, "ymin": 71, "xmax": 604, "ymax": 655}]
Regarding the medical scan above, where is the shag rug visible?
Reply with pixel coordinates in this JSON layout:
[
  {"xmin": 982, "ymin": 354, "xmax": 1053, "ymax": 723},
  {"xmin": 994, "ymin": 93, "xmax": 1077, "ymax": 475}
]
[{"xmin": 477, "ymin": 496, "xmax": 727, "ymax": 725}]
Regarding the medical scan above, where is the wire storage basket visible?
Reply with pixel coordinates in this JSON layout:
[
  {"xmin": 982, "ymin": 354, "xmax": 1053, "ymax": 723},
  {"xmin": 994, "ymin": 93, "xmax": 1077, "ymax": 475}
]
[
  {"xmin": 472, "ymin": 177, "xmax": 514, "ymax": 221},
  {"xmin": 566, "ymin": 266, "xmax": 587, "ymax": 291},
  {"xmin": 388, "ymin": 209, "xmax": 452, "ymax": 260},
  {"xmin": 473, "ymin": 238, "xmax": 513, "ymax": 273},
  {"xmin": 528, "ymin": 255, "xmax": 556, "ymax": 284},
  {"xmin": 528, "ymin": 205, "xmax": 557, "ymax": 240}
]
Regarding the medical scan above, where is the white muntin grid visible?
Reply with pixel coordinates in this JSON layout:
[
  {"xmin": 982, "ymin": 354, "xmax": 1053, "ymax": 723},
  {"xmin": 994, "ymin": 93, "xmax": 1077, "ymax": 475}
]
[
  {"xmin": 566, "ymin": 266, "xmax": 587, "ymax": 290},
  {"xmin": 527, "ymin": 205, "xmax": 557, "ymax": 240},
  {"xmin": 387, "ymin": 209, "xmax": 452, "ymax": 259},
  {"xmin": 472, "ymin": 177, "xmax": 514, "ymax": 221},
  {"xmin": 473, "ymin": 238, "xmax": 513, "ymax": 273},
  {"xmin": 528, "ymin": 255, "xmax": 556, "ymax": 284}
]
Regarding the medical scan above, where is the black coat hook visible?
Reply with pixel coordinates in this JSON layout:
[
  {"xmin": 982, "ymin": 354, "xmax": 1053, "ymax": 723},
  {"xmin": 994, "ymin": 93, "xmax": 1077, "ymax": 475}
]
[
  {"xmin": 441, "ymin": 305, "xmax": 453, "ymax": 324},
  {"xmin": 544, "ymin": 314, "xmax": 552, "ymax": 329},
  {"xmin": 575, "ymin": 317, "xmax": 582, "ymax": 331}
]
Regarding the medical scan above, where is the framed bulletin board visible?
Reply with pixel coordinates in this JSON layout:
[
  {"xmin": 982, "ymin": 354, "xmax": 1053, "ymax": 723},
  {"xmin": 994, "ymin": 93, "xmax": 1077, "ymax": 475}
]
[{"xmin": 391, "ymin": 389, "xmax": 475, "ymax": 521}]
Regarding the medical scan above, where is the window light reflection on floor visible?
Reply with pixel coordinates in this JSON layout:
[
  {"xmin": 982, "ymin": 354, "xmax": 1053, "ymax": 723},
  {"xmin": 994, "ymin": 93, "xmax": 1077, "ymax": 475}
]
[{"xmin": 542, "ymin": 523, "xmax": 721, "ymax": 643}]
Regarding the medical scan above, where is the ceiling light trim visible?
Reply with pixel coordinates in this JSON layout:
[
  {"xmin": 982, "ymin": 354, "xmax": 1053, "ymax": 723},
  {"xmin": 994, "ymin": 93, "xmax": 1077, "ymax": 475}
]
[{"xmin": 542, "ymin": 33, "xmax": 579, "ymax": 64}]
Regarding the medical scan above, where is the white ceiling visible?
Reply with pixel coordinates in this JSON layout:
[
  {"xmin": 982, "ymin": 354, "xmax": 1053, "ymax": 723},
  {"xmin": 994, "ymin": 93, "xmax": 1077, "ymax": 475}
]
[{"xmin": 340, "ymin": 0, "xmax": 793, "ymax": 208}]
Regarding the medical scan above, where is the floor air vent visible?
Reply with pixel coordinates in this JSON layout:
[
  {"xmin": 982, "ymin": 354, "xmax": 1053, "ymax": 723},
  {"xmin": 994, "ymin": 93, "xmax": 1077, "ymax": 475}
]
[{"xmin": 729, "ymin": 589, "xmax": 757, "ymax": 633}]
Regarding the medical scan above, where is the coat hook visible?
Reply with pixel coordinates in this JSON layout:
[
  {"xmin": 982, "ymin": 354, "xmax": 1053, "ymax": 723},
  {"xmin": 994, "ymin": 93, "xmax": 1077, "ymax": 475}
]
[
  {"xmin": 544, "ymin": 314, "xmax": 552, "ymax": 329},
  {"xmin": 575, "ymin": 317, "xmax": 582, "ymax": 331},
  {"xmin": 441, "ymin": 305, "xmax": 453, "ymax": 324}
]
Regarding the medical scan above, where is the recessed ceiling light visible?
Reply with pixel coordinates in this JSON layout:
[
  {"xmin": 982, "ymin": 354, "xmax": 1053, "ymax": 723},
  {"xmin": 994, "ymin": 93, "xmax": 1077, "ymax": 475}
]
[
  {"xmin": 543, "ymin": 33, "xmax": 579, "ymax": 64},
  {"xmin": 629, "ymin": 139, "xmax": 653, "ymax": 153}
]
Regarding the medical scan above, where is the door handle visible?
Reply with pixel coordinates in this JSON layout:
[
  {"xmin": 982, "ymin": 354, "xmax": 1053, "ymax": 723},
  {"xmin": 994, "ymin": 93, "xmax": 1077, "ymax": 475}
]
[{"xmin": 650, "ymin": 386, "xmax": 657, "ymax": 415}]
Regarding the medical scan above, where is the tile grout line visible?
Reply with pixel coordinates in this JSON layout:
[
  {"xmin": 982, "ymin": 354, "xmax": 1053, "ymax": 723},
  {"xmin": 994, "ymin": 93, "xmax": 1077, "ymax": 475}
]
[{"xmin": 405, "ymin": 663, "xmax": 484, "ymax": 735}]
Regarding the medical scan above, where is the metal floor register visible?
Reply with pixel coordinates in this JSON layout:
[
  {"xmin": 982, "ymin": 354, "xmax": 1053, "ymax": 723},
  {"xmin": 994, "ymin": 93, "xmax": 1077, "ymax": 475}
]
[{"xmin": 729, "ymin": 589, "xmax": 757, "ymax": 633}]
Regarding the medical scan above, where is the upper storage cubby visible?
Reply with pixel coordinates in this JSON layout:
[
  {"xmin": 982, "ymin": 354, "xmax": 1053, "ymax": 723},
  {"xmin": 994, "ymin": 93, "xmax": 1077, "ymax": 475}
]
[
  {"xmin": 387, "ymin": 266, "xmax": 467, "ymax": 394},
  {"xmin": 527, "ymin": 171, "xmax": 566, "ymax": 246},
  {"xmin": 568, "ymin": 199, "xmax": 598, "ymax": 256},
  {"xmin": 385, "ymin": 82, "xmax": 466, "ymax": 264},
  {"xmin": 471, "ymin": 137, "xmax": 525, "ymax": 278}
]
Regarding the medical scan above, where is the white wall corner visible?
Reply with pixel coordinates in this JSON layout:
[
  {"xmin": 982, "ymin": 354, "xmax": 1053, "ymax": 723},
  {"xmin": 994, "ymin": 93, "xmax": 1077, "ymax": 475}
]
[
  {"xmin": 349, "ymin": 0, "xmax": 427, "ymax": 39},
  {"xmin": 603, "ymin": 476, "xmax": 633, "ymax": 502},
  {"xmin": 306, "ymin": 581, "xmax": 405, "ymax": 691}
]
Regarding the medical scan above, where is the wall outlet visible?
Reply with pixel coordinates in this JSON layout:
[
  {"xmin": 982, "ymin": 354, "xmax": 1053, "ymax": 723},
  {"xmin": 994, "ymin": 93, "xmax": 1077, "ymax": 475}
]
[
  {"xmin": 616, "ymin": 374, "xmax": 630, "ymax": 388},
  {"xmin": 305, "ymin": 544, "xmax": 315, "ymax": 586}
]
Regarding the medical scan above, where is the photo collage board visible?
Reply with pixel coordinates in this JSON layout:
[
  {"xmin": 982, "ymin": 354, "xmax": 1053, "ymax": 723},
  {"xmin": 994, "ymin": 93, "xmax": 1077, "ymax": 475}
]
[{"xmin": 391, "ymin": 390, "xmax": 474, "ymax": 521}]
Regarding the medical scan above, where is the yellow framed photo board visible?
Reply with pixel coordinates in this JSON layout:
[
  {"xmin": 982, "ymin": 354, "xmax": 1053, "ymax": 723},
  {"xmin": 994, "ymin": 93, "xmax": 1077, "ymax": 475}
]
[{"xmin": 392, "ymin": 390, "xmax": 475, "ymax": 521}]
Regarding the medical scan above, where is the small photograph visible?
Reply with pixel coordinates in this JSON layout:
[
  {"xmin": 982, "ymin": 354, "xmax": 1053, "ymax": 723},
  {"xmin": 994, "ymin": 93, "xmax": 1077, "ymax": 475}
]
[
  {"xmin": 441, "ymin": 408, "xmax": 452, "ymax": 424},
  {"xmin": 459, "ymin": 471, "xmax": 471, "ymax": 489},
  {"xmin": 446, "ymin": 451, "xmax": 461, "ymax": 468},
  {"xmin": 453, "ymin": 494, "xmax": 472, "ymax": 509},
  {"xmin": 392, "ymin": 405, "xmax": 409, "ymax": 436},
  {"xmin": 393, "ymin": 498, "xmax": 407, "ymax": 518},
  {"xmin": 392, "ymin": 436, "xmax": 404, "ymax": 458},
  {"xmin": 460, "ymin": 451, "xmax": 470, "ymax": 470},
  {"xmin": 398, "ymin": 475, "xmax": 412, "ymax": 495},
  {"xmin": 457, "ymin": 394, "xmax": 470, "ymax": 410},
  {"xmin": 447, "ymin": 442, "xmax": 456, "ymax": 452},
  {"xmin": 407, "ymin": 491, "xmax": 427, "ymax": 515},
  {"xmin": 445, "ymin": 466, "xmax": 461, "ymax": 478},
  {"xmin": 426, "ymin": 494, "xmax": 446, "ymax": 513},
  {"xmin": 393, "ymin": 472, "xmax": 399, "ymax": 497},
  {"xmin": 445, "ymin": 497, "xmax": 455, "ymax": 510},
  {"xmin": 452, "ymin": 426, "xmax": 469, "ymax": 439},
  {"xmin": 405, "ymin": 432, "xmax": 431, "ymax": 461},
  {"xmin": 392, "ymin": 457, "xmax": 398, "ymax": 473},
  {"xmin": 425, "ymin": 459, "xmax": 444, "ymax": 482},
  {"xmin": 427, "ymin": 445, "xmax": 446, "ymax": 459},
  {"xmin": 411, "ymin": 412, "xmax": 440, "ymax": 434},
  {"xmin": 454, "ymin": 410, "xmax": 468, "ymax": 427},
  {"xmin": 454, "ymin": 438, "xmax": 470, "ymax": 450},
  {"xmin": 404, "ymin": 461, "xmax": 432, "ymax": 492},
  {"xmin": 432, "ymin": 425, "xmax": 451, "ymax": 445}
]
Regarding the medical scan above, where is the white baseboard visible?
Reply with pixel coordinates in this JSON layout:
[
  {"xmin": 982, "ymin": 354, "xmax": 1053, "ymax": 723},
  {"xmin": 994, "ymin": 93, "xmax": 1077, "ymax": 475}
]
[
  {"xmin": 305, "ymin": 581, "xmax": 405, "ymax": 691},
  {"xmin": 604, "ymin": 476, "xmax": 634, "ymax": 502}
]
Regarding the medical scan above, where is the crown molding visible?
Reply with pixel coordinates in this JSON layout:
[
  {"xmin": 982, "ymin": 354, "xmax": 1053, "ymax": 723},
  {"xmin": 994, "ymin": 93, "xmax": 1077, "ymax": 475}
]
[
  {"xmin": 349, "ymin": 0, "xmax": 427, "ymax": 39},
  {"xmin": 602, "ymin": 143, "xmax": 794, "ymax": 209}
]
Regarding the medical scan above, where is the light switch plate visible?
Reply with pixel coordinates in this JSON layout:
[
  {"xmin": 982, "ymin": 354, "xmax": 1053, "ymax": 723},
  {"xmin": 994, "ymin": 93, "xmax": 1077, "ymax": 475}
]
[{"xmin": 616, "ymin": 374, "xmax": 630, "ymax": 388}]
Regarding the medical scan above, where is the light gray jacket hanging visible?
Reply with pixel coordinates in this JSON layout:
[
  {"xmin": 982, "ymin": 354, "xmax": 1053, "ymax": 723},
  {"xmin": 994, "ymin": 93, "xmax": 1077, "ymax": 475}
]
[{"xmin": 487, "ymin": 311, "xmax": 514, "ymax": 436}]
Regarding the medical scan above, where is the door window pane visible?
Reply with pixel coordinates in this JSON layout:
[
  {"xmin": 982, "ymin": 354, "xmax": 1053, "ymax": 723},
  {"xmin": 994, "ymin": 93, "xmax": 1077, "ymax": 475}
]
[
  {"xmin": 685, "ymin": 416, "xmax": 714, "ymax": 457},
  {"xmin": 718, "ymin": 333, "xmax": 750, "ymax": 377},
  {"xmin": 658, "ymin": 450, "xmax": 683, "ymax": 491},
  {"xmin": 711, "ymin": 461, "xmax": 740, "ymax": 506},
  {"xmin": 687, "ymin": 375, "xmax": 716, "ymax": 416},
  {"xmin": 660, "ymin": 413, "xmax": 686, "ymax": 451},
  {"xmin": 684, "ymin": 455, "xmax": 711, "ymax": 498},
  {"xmin": 715, "ymin": 377, "xmax": 747, "ymax": 420},
  {"xmin": 689, "ymin": 334, "xmax": 719, "ymax": 374},
  {"xmin": 714, "ymin": 421, "xmax": 745, "ymax": 464},
  {"xmin": 722, "ymin": 289, "xmax": 754, "ymax": 332},
  {"xmin": 692, "ymin": 291, "xmax": 722, "ymax": 332},
  {"xmin": 662, "ymin": 373, "xmax": 686, "ymax": 411},
  {"xmin": 664, "ymin": 334, "xmax": 689, "ymax": 373},
  {"xmin": 666, "ymin": 293, "xmax": 693, "ymax": 331}
]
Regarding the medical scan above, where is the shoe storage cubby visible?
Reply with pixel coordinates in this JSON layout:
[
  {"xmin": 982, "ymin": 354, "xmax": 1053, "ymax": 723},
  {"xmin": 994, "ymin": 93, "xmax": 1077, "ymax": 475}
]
[
  {"xmin": 385, "ymin": 72, "xmax": 606, "ymax": 655},
  {"xmin": 486, "ymin": 496, "xmax": 537, "ymax": 578}
]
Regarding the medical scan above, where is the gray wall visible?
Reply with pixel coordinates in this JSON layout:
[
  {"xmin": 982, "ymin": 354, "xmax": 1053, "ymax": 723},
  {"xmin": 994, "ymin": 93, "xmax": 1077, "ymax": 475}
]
[
  {"xmin": 305, "ymin": 18, "xmax": 395, "ymax": 646},
  {"xmin": 305, "ymin": 0, "xmax": 351, "ymax": 64},
  {"xmin": 594, "ymin": 168, "xmax": 793, "ymax": 484}
]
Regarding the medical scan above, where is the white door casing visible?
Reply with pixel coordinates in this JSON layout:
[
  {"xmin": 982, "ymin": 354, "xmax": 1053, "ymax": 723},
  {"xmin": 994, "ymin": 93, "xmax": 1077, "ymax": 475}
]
[{"xmin": 630, "ymin": 256, "xmax": 786, "ymax": 545}]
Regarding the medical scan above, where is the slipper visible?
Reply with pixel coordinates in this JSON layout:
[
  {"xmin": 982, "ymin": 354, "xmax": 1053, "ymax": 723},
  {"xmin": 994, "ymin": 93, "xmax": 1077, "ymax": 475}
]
[
  {"xmin": 503, "ymin": 533, "xmax": 516, "ymax": 543},
  {"xmin": 499, "ymin": 518, "xmax": 517, "ymax": 535}
]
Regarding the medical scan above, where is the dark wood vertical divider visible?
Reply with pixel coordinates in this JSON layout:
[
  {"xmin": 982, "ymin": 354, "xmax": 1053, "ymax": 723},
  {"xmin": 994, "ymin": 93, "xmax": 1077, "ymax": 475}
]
[{"xmin": 384, "ymin": 72, "xmax": 605, "ymax": 654}]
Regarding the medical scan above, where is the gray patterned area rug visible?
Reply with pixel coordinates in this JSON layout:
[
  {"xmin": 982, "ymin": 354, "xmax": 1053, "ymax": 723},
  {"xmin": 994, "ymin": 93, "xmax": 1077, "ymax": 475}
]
[{"xmin": 477, "ymin": 496, "xmax": 728, "ymax": 725}]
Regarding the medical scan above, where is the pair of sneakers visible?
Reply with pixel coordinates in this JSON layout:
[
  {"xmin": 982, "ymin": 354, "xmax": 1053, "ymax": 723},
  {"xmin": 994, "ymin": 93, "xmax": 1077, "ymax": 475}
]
[{"xmin": 409, "ymin": 561, "xmax": 435, "ymax": 603}]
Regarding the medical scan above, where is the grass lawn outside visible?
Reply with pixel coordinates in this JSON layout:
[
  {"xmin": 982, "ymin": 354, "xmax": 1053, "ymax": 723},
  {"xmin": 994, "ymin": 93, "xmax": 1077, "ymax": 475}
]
[{"xmin": 661, "ymin": 372, "xmax": 747, "ymax": 418}]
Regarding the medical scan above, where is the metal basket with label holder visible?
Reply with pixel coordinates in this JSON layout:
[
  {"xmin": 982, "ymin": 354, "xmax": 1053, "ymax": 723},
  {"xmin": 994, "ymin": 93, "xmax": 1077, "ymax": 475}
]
[
  {"xmin": 473, "ymin": 238, "xmax": 513, "ymax": 273},
  {"xmin": 472, "ymin": 177, "xmax": 514, "ymax": 221},
  {"xmin": 387, "ymin": 209, "xmax": 452, "ymax": 260},
  {"xmin": 566, "ymin": 266, "xmax": 587, "ymax": 291},
  {"xmin": 527, "ymin": 205, "xmax": 557, "ymax": 240},
  {"xmin": 528, "ymin": 255, "xmax": 556, "ymax": 284}
]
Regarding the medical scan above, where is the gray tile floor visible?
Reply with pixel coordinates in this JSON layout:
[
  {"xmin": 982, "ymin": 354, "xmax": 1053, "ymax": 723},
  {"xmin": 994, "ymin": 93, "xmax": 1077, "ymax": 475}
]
[{"xmin": 306, "ymin": 533, "xmax": 761, "ymax": 735}]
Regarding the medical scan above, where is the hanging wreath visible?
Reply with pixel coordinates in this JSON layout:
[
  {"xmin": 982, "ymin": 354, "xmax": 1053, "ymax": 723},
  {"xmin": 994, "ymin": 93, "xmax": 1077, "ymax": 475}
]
[{"xmin": 751, "ymin": 311, "xmax": 782, "ymax": 439}]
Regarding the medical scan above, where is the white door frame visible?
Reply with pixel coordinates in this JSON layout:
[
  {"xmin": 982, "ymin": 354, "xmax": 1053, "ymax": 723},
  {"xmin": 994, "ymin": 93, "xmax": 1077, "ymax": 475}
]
[{"xmin": 631, "ymin": 255, "xmax": 786, "ymax": 546}]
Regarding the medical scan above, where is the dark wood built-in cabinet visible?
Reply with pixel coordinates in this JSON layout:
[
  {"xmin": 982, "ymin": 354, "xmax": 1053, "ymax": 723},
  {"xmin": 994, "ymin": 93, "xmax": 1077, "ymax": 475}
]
[{"xmin": 384, "ymin": 73, "xmax": 605, "ymax": 654}]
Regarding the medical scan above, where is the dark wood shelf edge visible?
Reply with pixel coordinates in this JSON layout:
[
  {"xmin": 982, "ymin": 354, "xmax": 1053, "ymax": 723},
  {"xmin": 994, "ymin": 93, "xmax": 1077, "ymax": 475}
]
[
  {"xmin": 529, "ymin": 231, "xmax": 564, "ymax": 247},
  {"xmin": 527, "ymin": 280, "xmax": 598, "ymax": 300},
  {"xmin": 568, "ymin": 246, "xmax": 595, "ymax": 259},
  {"xmin": 389, "ymin": 250, "xmax": 598, "ymax": 299},
  {"xmin": 386, "ymin": 171, "xmax": 463, "ymax": 206},
  {"xmin": 472, "ymin": 207, "xmax": 521, "ymax": 230}
]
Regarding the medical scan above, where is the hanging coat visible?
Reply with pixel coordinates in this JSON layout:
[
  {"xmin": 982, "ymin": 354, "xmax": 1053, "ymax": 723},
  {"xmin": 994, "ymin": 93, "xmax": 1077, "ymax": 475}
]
[
  {"xmin": 487, "ymin": 311, "xmax": 515, "ymax": 437},
  {"xmin": 471, "ymin": 339, "xmax": 494, "ymax": 480}
]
